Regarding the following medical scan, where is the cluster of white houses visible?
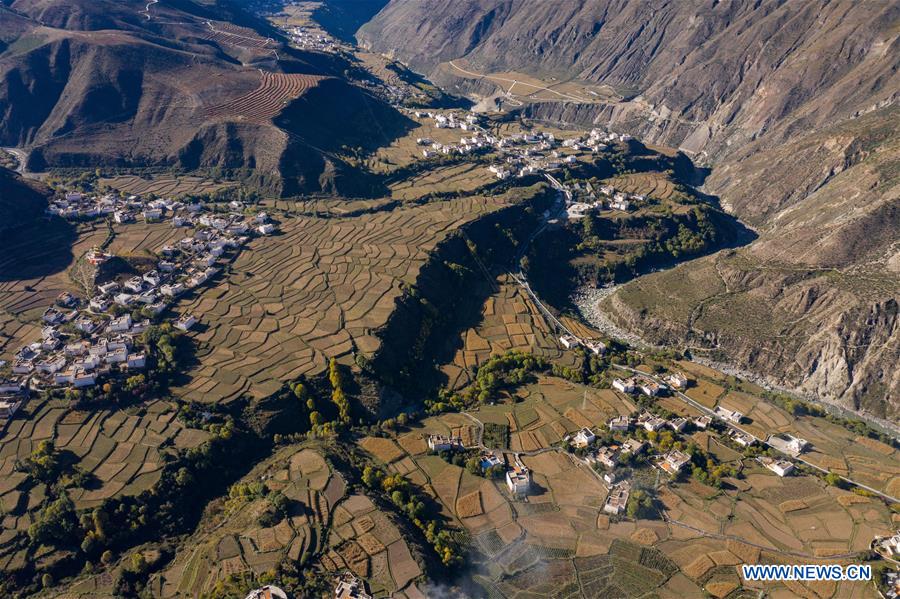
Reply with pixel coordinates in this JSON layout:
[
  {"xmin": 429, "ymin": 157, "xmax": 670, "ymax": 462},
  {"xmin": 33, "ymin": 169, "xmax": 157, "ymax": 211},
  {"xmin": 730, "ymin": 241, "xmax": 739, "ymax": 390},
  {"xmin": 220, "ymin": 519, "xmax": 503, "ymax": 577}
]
[
  {"xmin": 47, "ymin": 192, "xmax": 278, "ymax": 237},
  {"xmin": 565, "ymin": 183, "xmax": 648, "ymax": 218},
  {"xmin": 559, "ymin": 334, "xmax": 606, "ymax": 355},
  {"xmin": 285, "ymin": 26, "xmax": 337, "ymax": 53},
  {"xmin": 4, "ymin": 194, "xmax": 276, "ymax": 405},
  {"xmin": 612, "ymin": 376, "xmax": 667, "ymax": 397},
  {"xmin": 412, "ymin": 110, "xmax": 584, "ymax": 179}
]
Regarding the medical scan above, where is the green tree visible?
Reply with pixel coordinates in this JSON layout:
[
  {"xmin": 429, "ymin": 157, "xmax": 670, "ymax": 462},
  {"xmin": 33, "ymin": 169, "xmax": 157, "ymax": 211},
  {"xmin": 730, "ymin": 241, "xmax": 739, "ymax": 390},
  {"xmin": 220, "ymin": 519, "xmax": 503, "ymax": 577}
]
[{"xmin": 28, "ymin": 493, "xmax": 78, "ymax": 546}]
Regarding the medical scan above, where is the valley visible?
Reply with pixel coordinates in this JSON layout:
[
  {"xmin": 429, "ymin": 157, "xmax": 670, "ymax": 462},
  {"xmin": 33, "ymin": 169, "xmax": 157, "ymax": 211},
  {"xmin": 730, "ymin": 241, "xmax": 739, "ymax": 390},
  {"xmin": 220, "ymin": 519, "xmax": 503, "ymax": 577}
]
[{"xmin": 0, "ymin": 0, "xmax": 897, "ymax": 598}]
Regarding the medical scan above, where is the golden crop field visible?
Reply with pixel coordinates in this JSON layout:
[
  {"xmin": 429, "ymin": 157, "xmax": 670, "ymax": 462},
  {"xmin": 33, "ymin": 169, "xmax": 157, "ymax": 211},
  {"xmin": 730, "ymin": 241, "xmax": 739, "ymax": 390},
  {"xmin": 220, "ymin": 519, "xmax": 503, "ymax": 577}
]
[
  {"xmin": 99, "ymin": 175, "xmax": 237, "ymax": 198},
  {"xmin": 172, "ymin": 192, "xmax": 531, "ymax": 403},
  {"xmin": 442, "ymin": 276, "xmax": 564, "ymax": 390},
  {"xmin": 0, "ymin": 398, "xmax": 210, "ymax": 572}
]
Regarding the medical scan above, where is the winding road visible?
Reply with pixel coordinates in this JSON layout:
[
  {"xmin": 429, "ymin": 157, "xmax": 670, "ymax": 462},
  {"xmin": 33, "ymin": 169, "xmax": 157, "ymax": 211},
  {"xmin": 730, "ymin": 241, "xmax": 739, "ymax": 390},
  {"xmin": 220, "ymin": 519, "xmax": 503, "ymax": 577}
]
[
  {"xmin": 1, "ymin": 147, "xmax": 28, "ymax": 175},
  {"xmin": 502, "ymin": 175, "xmax": 899, "ymax": 505},
  {"xmin": 448, "ymin": 60, "xmax": 589, "ymax": 103}
]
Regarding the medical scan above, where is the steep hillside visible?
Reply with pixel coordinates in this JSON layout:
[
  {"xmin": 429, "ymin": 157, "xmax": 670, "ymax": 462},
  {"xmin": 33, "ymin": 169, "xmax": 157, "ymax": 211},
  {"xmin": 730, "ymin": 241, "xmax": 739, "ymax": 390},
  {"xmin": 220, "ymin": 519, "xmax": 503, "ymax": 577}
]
[
  {"xmin": 358, "ymin": 0, "xmax": 899, "ymax": 163},
  {"xmin": 0, "ymin": 0, "xmax": 411, "ymax": 195},
  {"xmin": 602, "ymin": 107, "xmax": 900, "ymax": 419},
  {"xmin": 355, "ymin": 0, "xmax": 900, "ymax": 417}
]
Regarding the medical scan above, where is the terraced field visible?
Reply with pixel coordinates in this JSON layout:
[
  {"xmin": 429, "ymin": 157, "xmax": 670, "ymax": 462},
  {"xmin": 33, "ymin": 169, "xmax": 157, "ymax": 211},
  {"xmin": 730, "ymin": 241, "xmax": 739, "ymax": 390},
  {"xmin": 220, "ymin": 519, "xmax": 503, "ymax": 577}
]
[
  {"xmin": 442, "ymin": 276, "xmax": 567, "ymax": 390},
  {"xmin": 0, "ymin": 220, "xmax": 107, "ymax": 361},
  {"xmin": 145, "ymin": 446, "xmax": 342, "ymax": 597},
  {"xmin": 388, "ymin": 162, "xmax": 495, "ymax": 201},
  {"xmin": 98, "ymin": 175, "xmax": 237, "ymax": 198},
  {"xmin": 173, "ymin": 193, "xmax": 530, "ymax": 403},
  {"xmin": 0, "ymin": 399, "xmax": 210, "ymax": 572},
  {"xmin": 203, "ymin": 71, "xmax": 327, "ymax": 122},
  {"xmin": 605, "ymin": 172, "xmax": 678, "ymax": 201},
  {"xmin": 324, "ymin": 493, "xmax": 425, "ymax": 596}
]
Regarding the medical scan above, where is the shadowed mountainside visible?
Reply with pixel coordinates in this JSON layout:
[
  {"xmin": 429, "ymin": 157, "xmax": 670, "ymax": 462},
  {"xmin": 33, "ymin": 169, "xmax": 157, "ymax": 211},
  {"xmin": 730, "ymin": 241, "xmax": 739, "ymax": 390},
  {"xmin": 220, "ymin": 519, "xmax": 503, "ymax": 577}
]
[{"xmin": 0, "ymin": 0, "xmax": 413, "ymax": 195}]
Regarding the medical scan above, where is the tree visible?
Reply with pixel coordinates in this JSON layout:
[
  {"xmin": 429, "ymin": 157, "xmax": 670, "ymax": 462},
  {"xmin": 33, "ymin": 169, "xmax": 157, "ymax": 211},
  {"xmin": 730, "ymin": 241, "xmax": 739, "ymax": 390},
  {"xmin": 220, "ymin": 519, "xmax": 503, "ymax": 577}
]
[
  {"xmin": 486, "ymin": 464, "xmax": 505, "ymax": 479},
  {"xmin": 626, "ymin": 489, "xmax": 655, "ymax": 520},
  {"xmin": 28, "ymin": 493, "xmax": 78, "ymax": 546},
  {"xmin": 20, "ymin": 440, "xmax": 63, "ymax": 483},
  {"xmin": 465, "ymin": 457, "xmax": 483, "ymax": 476},
  {"xmin": 292, "ymin": 382, "xmax": 308, "ymax": 402},
  {"xmin": 129, "ymin": 553, "xmax": 148, "ymax": 574},
  {"xmin": 825, "ymin": 473, "xmax": 847, "ymax": 489}
]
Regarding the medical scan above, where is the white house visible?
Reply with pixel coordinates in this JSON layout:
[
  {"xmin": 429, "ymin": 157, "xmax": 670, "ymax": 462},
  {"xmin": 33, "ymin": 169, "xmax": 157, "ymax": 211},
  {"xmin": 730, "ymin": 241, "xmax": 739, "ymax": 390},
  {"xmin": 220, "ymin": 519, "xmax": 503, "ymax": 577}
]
[
  {"xmin": 603, "ymin": 482, "xmax": 630, "ymax": 515},
  {"xmin": 730, "ymin": 430, "xmax": 756, "ymax": 447},
  {"xmin": 160, "ymin": 283, "xmax": 185, "ymax": 297},
  {"xmin": 637, "ymin": 412, "xmax": 666, "ymax": 432},
  {"xmin": 143, "ymin": 270, "xmax": 161, "ymax": 286},
  {"xmin": 715, "ymin": 406, "xmax": 744, "ymax": 424},
  {"xmin": 767, "ymin": 433, "xmax": 809, "ymax": 456},
  {"xmin": 427, "ymin": 435, "xmax": 462, "ymax": 452},
  {"xmin": 143, "ymin": 208, "xmax": 163, "ymax": 221},
  {"xmin": 124, "ymin": 277, "xmax": 145, "ymax": 293},
  {"xmin": 114, "ymin": 293, "xmax": 135, "ymax": 307},
  {"xmin": 612, "ymin": 378, "xmax": 636, "ymax": 394},
  {"xmin": 126, "ymin": 353, "xmax": 146, "ymax": 369},
  {"xmin": 506, "ymin": 463, "xmax": 531, "ymax": 496},
  {"xmin": 559, "ymin": 335, "xmax": 580, "ymax": 349},
  {"xmin": 105, "ymin": 347, "xmax": 128, "ymax": 364},
  {"xmin": 75, "ymin": 317, "xmax": 98, "ymax": 334},
  {"xmin": 608, "ymin": 415, "xmax": 631, "ymax": 432},
  {"xmin": 175, "ymin": 314, "xmax": 197, "ymax": 331},
  {"xmin": 759, "ymin": 457, "xmax": 794, "ymax": 477},
  {"xmin": 108, "ymin": 314, "xmax": 132, "ymax": 332},
  {"xmin": 621, "ymin": 439, "xmax": 645, "ymax": 456},
  {"xmin": 667, "ymin": 418, "xmax": 688, "ymax": 433},
  {"xmin": 585, "ymin": 340, "xmax": 606, "ymax": 355},
  {"xmin": 73, "ymin": 369, "xmax": 96, "ymax": 388},
  {"xmin": 592, "ymin": 446, "xmax": 619, "ymax": 469},
  {"xmin": 258, "ymin": 223, "xmax": 276, "ymax": 235},
  {"xmin": 0, "ymin": 399, "xmax": 23, "ymax": 419},
  {"xmin": 638, "ymin": 381, "xmax": 664, "ymax": 397},
  {"xmin": 572, "ymin": 427, "xmax": 596, "ymax": 448},
  {"xmin": 666, "ymin": 372, "xmax": 689, "ymax": 389},
  {"xmin": 659, "ymin": 450, "xmax": 691, "ymax": 475},
  {"xmin": 89, "ymin": 297, "xmax": 109, "ymax": 312}
]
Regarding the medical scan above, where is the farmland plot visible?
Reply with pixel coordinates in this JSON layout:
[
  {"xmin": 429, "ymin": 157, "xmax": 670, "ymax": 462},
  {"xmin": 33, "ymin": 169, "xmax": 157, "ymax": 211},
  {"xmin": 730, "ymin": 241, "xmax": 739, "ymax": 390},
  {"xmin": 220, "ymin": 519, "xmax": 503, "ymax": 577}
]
[
  {"xmin": 150, "ymin": 446, "xmax": 338, "ymax": 597},
  {"xmin": 442, "ymin": 276, "xmax": 564, "ymax": 390},
  {"xmin": 0, "ymin": 398, "xmax": 210, "ymax": 571},
  {"xmin": 99, "ymin": 175, "xmax": 237, "ymax": 198},
  {"xmin": 202, "ymin": 71, "xmax": 328, "ymax": 123},
  {"xmin": 173, "ymin": 193, "xmax": 530, "ymax": 403}
]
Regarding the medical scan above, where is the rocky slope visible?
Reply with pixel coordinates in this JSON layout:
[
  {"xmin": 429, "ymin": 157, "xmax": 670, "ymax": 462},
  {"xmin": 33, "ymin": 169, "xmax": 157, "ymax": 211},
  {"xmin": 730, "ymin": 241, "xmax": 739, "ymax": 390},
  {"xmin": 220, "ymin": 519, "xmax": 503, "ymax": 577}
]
[
  {"xmin": 355, "ymin": 0, "xmax": 900, "ymax": 417},
  {"xmin": 0, "ymin": 0, "xmax": 410, "ymax": 195},
  {"xmin": 358, "ymin": 0, "xmax": 900, "ymax": 162},
  {"xmin": 604, "ymin": 106, "xmax": 900, "ymax": 419}
]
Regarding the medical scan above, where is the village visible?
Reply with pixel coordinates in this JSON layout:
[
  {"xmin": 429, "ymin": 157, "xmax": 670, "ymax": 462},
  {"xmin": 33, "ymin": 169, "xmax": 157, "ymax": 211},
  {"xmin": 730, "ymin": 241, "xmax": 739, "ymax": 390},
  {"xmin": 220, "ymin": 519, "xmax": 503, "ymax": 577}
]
[
  {"xmin": 0, "ymin": 191, "xmax": 279, "ymax": 419},
  {"xmin": 410, "ymin": 109, "xmax": 632, "ymax": 182},
  {"xmin": 417, "ymin": 360, "xmax": 826, "ymax": 526}
]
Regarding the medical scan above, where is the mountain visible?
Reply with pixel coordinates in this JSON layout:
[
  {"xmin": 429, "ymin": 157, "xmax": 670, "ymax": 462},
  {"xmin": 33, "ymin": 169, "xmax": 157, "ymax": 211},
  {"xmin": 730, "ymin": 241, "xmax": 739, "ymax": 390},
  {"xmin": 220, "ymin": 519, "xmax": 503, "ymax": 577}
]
[
  {"xmin": 355, "ymin": 0, "xmax": 900, "ymax": 418},
  {"xmin": 0, "ymin": 0, "xmax": 411, "ymax": 195}
]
